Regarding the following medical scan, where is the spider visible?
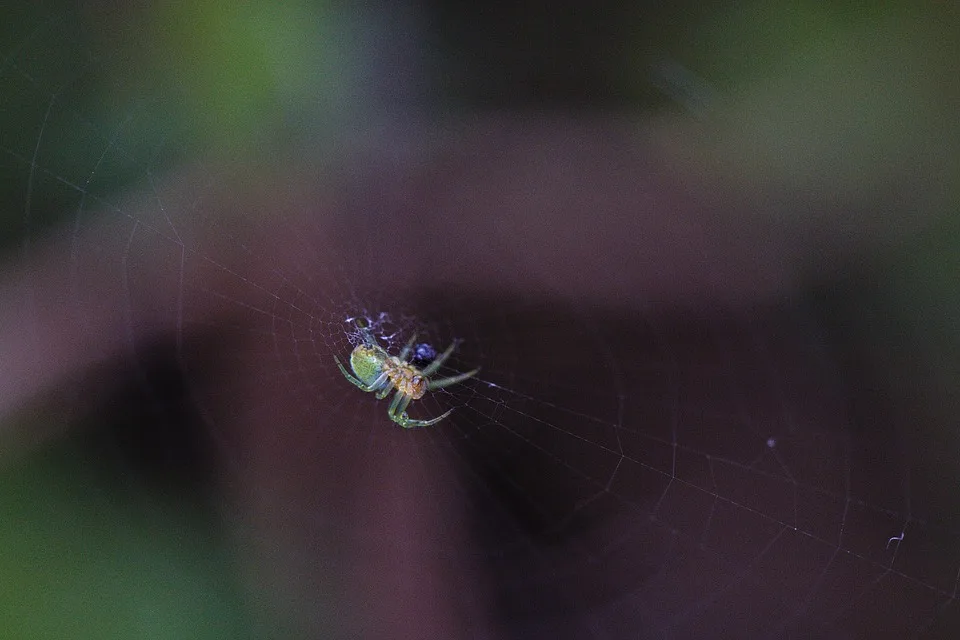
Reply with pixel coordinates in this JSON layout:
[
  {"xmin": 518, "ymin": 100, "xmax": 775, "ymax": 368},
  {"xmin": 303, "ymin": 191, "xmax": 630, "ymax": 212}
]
[{"xmin": 334, "ymin": 329, "xmax": 479, "ymax": 428}]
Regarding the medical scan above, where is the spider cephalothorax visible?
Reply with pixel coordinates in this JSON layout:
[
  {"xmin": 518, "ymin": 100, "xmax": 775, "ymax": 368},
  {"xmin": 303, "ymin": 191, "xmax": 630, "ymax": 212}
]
[{"xmin": 335, "ymin": 329, "xmax": 479, "ymax": 428}]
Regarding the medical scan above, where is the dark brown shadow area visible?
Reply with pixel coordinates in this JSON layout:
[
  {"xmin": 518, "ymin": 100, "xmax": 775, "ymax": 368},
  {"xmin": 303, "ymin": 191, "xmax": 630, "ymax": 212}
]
[{"xmin": 400, "ymin": 285, "xmax": 952, "ymax": 638}]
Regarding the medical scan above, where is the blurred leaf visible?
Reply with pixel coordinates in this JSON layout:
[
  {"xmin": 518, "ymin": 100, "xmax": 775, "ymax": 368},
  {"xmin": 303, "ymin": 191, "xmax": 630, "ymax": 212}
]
[{"xmin": 0, "ymin": 438, "xmax": 251, "ymax": 640}]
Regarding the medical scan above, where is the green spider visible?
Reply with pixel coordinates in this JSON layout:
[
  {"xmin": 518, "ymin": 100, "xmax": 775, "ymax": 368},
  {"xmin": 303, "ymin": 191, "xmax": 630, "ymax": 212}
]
[{"xmin": 334, "ymin": 329, "xmax": 479, "ymax": 428}]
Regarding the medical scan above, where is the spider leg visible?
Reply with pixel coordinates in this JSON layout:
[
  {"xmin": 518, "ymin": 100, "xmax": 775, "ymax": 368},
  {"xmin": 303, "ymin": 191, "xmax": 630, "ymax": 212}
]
[
  {"xmin": 428, "ymin": 368, "xmax": 480, "ymax": 390},
  {"xmin": 388, "ymin": 390, "xmax": 454, "ymax": 428},
  {"xmin": 375, "ymin": 380, "xmax": 394, "ymax": 400},
  {"xmin": 335, "ymin": 355, "xmax": 366, "ymax": 388},
  {"xmin": 371, "ymin": 372, "xmax": 390, "ymax": 390},
  {"xmin": 420, "ymin": 340, "xmax": 459, "ymax": 375},
  {"xmin": 398, "ymin": 333, "xmax": 417, "ymax": 361},
  {"xmin": 334, "ymin": 356, "xmax": 388, "ymax": 392},
  {"xmin": 387, "ymin": 390, "xmax": 410, "ymax": 421},
  {"xmin": 398, "ymin": 409, "xmax": 454, "ymax": 428}
]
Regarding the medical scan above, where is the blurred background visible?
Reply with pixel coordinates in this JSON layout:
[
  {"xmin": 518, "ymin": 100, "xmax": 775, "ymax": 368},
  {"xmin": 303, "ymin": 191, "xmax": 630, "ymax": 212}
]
[{"xmin": 1, "ymin": 1, "xmax": 959, "ymax": 638}]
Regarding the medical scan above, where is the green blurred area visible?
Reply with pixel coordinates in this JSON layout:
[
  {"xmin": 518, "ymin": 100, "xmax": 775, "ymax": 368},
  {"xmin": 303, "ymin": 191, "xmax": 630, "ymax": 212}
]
[
  {"xmin": 2, "ymin": 0, "xmax": 957, "ymax": 249},
  {"xmin": 130, "ymin": 1, "xmax": 342, "ymax": 152},
  {"xmin": 0, "ymin": 435, "xmax": 251, "ymax": 640},
  {"xmin": 668, "ymin": 0, "xmax": 959, "ymax": 211},
  {"xmin": 1, "ymin": 1, "xmax": 344, "ymax": 256}
]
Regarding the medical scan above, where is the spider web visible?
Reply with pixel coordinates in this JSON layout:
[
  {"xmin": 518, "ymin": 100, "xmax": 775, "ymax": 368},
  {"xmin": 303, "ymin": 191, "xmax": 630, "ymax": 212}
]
[{"xmin": 3, "ymin": 6, "xmax": 960, "ymax": 639}]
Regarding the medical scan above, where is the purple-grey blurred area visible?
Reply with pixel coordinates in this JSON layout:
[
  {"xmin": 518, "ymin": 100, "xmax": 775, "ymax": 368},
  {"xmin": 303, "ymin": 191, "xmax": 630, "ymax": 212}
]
[{"xmin": 1, "ymin": 1, "xmax": 959, "ymax": 638}]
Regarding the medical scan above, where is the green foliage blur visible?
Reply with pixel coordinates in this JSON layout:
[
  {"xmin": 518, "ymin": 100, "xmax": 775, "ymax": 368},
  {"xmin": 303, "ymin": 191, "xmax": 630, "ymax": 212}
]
[{"xmin": 0, "ymin": 434, "xmax": 252, "ymax": 639}]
